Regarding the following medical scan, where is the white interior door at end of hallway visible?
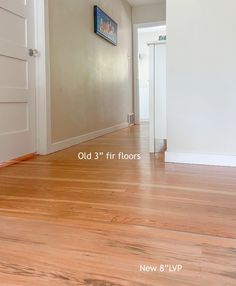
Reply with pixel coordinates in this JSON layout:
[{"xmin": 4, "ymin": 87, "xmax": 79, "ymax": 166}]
[
  {"xmin": 149, "ymin": 44, "xmax": 155, "ymax": 153},
  {"xmin": 149, "ymin": 42, "xmax": 166, "ymax": 153},
  {"xmin": 0, "ymin": 0, "xmax": 36, "ymax": 164}
]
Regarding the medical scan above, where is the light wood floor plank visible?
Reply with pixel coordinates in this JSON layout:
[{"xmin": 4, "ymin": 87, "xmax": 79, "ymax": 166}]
[{"xmin": 0, "ymin": 124, "xmax": 236, "ymax": 285}]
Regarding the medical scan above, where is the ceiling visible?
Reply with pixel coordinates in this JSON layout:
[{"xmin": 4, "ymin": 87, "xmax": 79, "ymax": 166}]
[{"xmin": 127, "ymin": 0, "xmax": 164, "ymax": 6}]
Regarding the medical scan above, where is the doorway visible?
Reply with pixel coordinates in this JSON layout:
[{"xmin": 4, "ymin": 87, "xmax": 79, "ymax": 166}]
[
  {"xmin": 133, "ymin": 22, "xmax": 167, "ymax": 153},
  {"xmin": 138, "ymin": 25, "xmax": 166, "ymax": 123}
]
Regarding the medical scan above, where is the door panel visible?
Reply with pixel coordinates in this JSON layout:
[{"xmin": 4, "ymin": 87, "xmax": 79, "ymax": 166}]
[
  {"xmin": 0, "ymin": 0, "xmax": 36, "ymax": 163},
  {"xmin": 0, "ymin": 6, "xmax": 27, "ymax": 47},
  {"xmin": 0, "ymin": 103, "xmax": 28, "ymax": 134},
  {"xmin": 0, "ymin": 55, "xmax": 28, "ymax": 88}
]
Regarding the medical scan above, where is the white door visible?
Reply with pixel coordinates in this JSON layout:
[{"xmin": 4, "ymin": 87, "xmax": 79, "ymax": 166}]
[
  {"xmin": 149, "ymin": 42, "xmax": 166, "ymax": 153},
  {"xmin": 0, "ymin": 0, "xmax": 36, "ymax": 164},
  {"xmin": 149, "ymin": 44, "xmax": 155, "ymax": 153},
  {"xmin": 155, "ymin": 43, "xmax": 166, "ymax": 142}
]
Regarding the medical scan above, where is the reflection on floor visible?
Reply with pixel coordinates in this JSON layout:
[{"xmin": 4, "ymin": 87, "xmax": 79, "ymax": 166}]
[{"xmin": 0, "ymin": 124, "xmax": 236, "ymax": 285}]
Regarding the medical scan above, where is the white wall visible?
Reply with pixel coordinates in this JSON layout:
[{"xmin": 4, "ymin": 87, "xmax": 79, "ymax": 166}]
[
  {"xmin": 132, "ymin": 2, "xmax": 166, "ymax": 24},
  {"xmin": 166, "ymin": 0, "xmax": 236, "ymax": 166}
]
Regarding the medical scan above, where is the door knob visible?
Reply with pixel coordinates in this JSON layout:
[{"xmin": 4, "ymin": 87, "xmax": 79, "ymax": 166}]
[{"xmin": 28, "ymin": 49, "xmax": 40, "ymax": 57}]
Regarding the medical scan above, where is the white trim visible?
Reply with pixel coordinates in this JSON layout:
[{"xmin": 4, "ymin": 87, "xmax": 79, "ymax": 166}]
[
  {"xmin": 165, "ymin": 152, "xmax": 236, "ymax": 167},
  {"xmin": 35, "ymin": 0, "xmax": 51, "ymax": 155},
  {"xmin": 133, "ymin": 21, "xmax": 166, "ymax": 124},
  {"xmin": 49, "ymin": 123, "xmax": 129, "ymax": 153},
  {"xmin": 147, "ymin": 40, "xmax": 166, "ymax": 46}
]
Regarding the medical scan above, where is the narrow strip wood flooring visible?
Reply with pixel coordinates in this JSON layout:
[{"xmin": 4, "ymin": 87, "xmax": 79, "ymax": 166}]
[{"xmin": 0, "ymin": 124, "xmax": 236, "ymax": 286}]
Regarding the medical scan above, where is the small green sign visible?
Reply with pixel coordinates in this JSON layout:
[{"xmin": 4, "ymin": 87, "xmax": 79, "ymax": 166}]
[{"xmin": 159, "ymin": 35, "xmax": 166, "ymax": 41}]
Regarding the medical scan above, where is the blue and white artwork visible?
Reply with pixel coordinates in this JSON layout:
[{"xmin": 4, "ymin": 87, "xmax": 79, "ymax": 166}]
[{"xmin": 94, "ymin": 6, "xmax": 118, "ymax": 46}]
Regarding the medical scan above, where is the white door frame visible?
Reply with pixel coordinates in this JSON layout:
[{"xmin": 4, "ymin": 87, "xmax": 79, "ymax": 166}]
[
  {"xmin": 34, "ymin": 0, "xmax": 51, "ymax": 155},
  {"xmin": 133, "ymin": 21, "xmax": 166, "ymax": 124}
]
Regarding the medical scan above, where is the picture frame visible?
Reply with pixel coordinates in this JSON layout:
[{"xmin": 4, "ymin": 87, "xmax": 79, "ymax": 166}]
[{"xmin": 94, "ymin": 6, "xmax": 118, "ymax": 46}]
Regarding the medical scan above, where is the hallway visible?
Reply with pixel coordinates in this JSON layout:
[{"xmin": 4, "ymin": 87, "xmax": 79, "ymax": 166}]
[{"xmin": 0, "ymin": 124, "xmax": 236, "ymax": 285}]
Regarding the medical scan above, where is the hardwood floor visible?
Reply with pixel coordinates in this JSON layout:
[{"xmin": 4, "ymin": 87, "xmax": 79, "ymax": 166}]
[{"xmin": 0, "ymin": 124, "xmax": 235, "ymax": 286}]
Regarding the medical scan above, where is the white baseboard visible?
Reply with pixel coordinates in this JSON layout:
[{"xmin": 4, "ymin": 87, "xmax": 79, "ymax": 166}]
[
  {"xmin": 49, "ymin": 122, "xmax": 129, "ymax": 154},
  {"xmin": 165, "ymin": 152, "xmax": 236, "ymax": 167}
]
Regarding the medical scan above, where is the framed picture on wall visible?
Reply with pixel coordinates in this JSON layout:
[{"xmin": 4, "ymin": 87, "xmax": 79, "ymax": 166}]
[{"xmin": 94, "ymin": 6, "xmax": 118, "ymax": 46}]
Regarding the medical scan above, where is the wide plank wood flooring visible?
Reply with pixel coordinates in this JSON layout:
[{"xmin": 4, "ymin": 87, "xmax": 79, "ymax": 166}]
[{"xmin": 0, "ymin": 124, "xmax": 236, "ymax": 286}]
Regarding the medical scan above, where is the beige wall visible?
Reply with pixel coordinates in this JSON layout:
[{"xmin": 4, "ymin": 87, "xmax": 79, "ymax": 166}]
[
  {"xmin": 48, "ymin": 0, "xmax": 133, "ymax": 143},
  {"xmin": 132, "ymin": 2, "xmax": 166, "ymax": 24}
]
